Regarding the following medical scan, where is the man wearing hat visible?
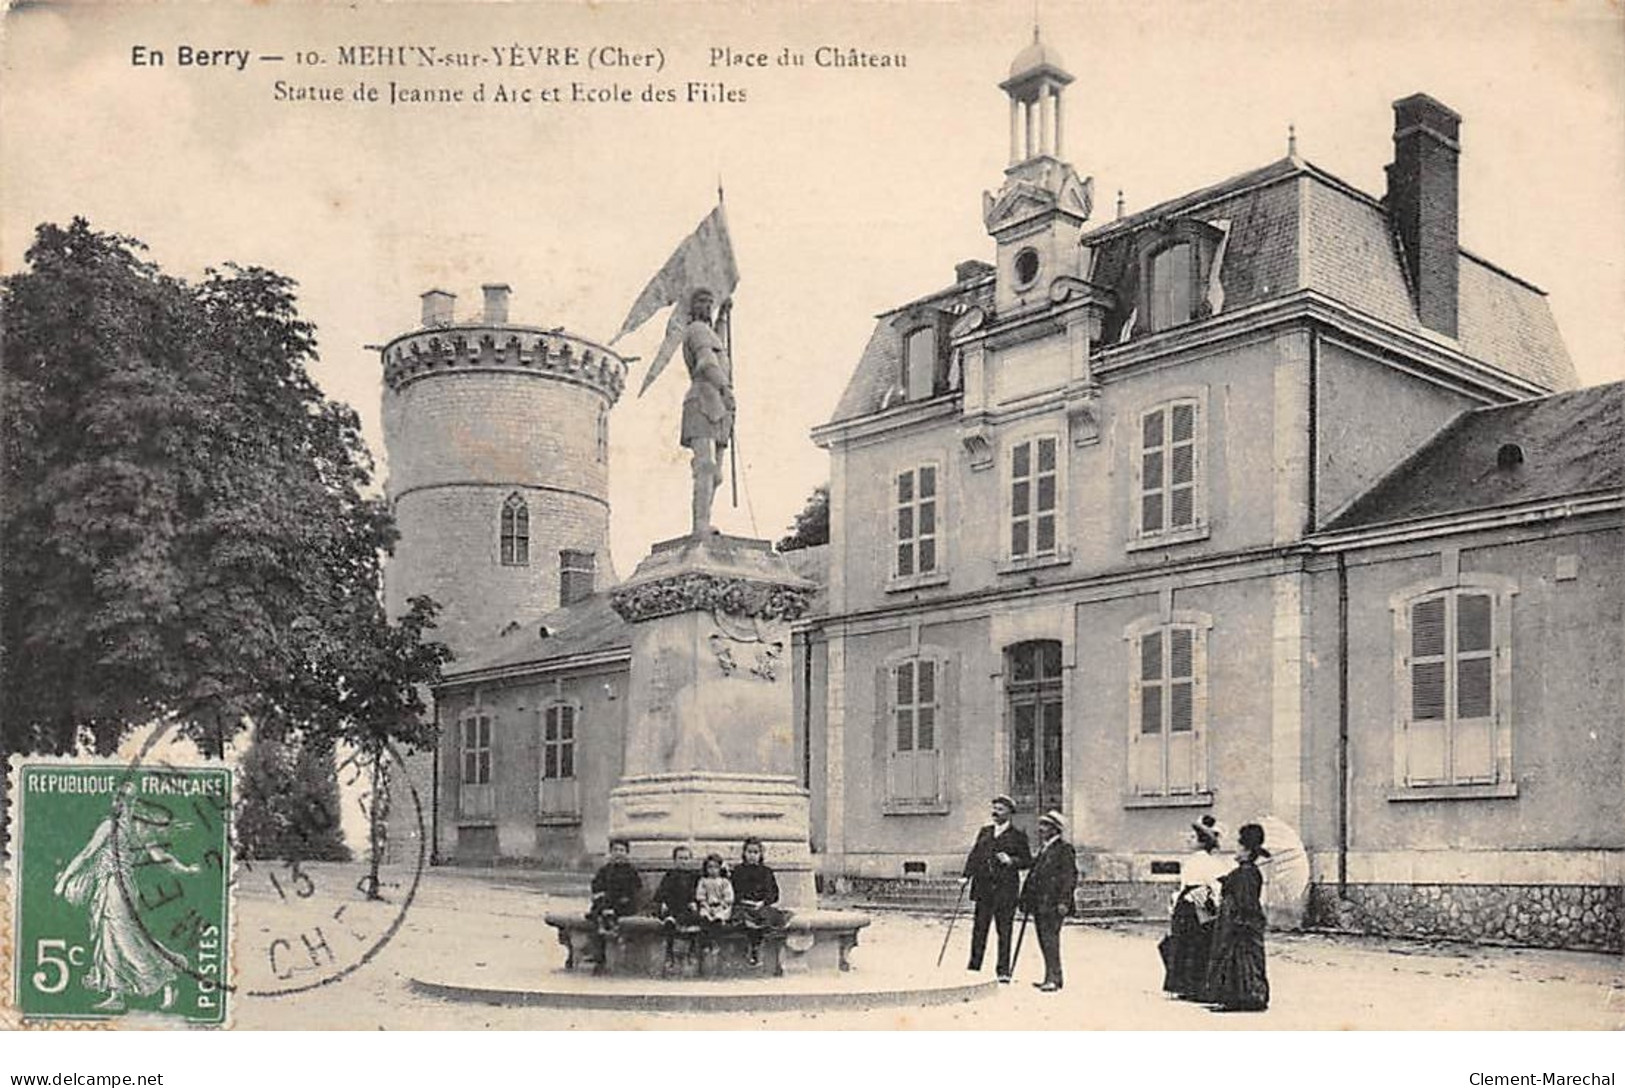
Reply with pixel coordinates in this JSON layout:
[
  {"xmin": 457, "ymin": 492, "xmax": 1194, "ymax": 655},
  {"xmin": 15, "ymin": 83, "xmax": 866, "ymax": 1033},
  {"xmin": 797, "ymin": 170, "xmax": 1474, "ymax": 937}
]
[
  {"xmin": 1019, "ymin": 810, "xmax": 1078, "ymax": 993},
  {"xmin": 960, "ymin": 795, "xmax": 1031, "ymax": 982}
]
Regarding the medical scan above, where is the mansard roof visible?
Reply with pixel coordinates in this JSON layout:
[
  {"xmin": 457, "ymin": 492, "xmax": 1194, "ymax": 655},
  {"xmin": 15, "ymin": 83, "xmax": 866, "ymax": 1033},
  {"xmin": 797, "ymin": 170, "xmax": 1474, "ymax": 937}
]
[
  {"xmin": 1323, "ymin": 381, "xmax": 1624, "ymax": 532},
  {"xmin": 825, "ymin": 157, "xmax": 1575, "ymax": 425}
]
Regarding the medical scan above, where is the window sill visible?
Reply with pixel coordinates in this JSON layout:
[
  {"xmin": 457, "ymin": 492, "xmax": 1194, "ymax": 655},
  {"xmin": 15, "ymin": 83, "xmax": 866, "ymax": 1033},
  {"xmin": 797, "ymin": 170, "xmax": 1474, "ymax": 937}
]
[
  {"xmin": 1387, "ymin": 782, "xmax": 1519, "ymax": 803},
  {"xmin": 537, "ymin": 814, "xmax": 583, "ymax": 827},
  {"xmin": 995, "ymin": 548, "xmax": 1073, "ymax": 576},
  {"xmin": 883, "ymin": 799, "xmax": 952, "ymax": 816},
  {"xmin": 457, "ymin": 818, "xmax": 497, "ymax": 828},
  {"xmin": 886, "ymin": 570, "xmax": 951, "ymax": 594},
  {"xmin": 1122, "ymin": 792, "xmax": 1215, "ymax": 810},
  {"xmin": 1125, "ymin": 525, "xmax": 1211, "ymax": 553}
]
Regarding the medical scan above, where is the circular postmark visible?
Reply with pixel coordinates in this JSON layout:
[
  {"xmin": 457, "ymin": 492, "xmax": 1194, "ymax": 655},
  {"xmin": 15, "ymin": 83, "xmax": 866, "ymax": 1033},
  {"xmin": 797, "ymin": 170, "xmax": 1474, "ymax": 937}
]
[{"xmin": 107, "ymin": 723, "xmax": 427, "ymax": 1004}]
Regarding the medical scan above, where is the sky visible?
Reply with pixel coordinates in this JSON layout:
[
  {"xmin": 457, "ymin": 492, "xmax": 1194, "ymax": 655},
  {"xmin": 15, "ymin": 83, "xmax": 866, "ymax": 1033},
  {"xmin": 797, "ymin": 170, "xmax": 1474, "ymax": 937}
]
[{"xmin": 3, "ymin": 0, "xmax": 1622, "ymax": 578}]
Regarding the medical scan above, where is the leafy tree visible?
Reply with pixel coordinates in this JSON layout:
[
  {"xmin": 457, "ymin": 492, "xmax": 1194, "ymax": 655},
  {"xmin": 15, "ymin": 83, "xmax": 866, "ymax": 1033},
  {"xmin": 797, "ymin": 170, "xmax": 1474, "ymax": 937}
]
[
  {"xmin": 777, "ymin": 484, "xmax": 830, "ymax": 552},
  {"xmin": 1, "ymin": 220, "xmax": 450, "ymax": 859},
  {"xmin": 237, "ymin": 729, "xmax": 351, "ymax": 862},
  {"xmin": 302, "ymin": 594, "xmax": 451, "ymax": 899}
]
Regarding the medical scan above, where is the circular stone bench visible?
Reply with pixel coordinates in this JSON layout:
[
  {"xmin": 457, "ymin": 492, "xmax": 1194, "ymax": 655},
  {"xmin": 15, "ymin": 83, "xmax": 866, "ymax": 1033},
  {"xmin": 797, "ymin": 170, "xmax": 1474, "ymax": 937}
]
[{"xmin": 545, "ymin": 908, "xmax": 871, "ymax": 979}]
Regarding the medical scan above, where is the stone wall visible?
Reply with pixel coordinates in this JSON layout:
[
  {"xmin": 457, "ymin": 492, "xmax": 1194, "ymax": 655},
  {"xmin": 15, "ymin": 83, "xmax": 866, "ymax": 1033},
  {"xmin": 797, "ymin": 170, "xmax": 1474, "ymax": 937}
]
[{"xmin": 1306, "ymin": 882, "xmax": 1622, "ymax": 953}]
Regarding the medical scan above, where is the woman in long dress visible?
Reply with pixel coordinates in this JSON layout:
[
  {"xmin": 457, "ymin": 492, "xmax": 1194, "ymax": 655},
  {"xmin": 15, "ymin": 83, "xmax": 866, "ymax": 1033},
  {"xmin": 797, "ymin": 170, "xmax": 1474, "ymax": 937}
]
[
  {"xmin": 1161, "ymin": 816, "xmax": 1228, "ymax": 1000},
  {"xmin": 53, "ymin": 783, "xmax": 198, "ymax": 1011},
  {"xmin": 1203, "ymin": 821, "xmax": 1271, "ymax": 1012}
]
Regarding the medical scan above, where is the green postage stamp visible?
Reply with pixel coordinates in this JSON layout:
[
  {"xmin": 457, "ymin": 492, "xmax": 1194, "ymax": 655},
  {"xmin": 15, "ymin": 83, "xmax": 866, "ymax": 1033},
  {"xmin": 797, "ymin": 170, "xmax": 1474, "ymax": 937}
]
[{"xmin": 7, "ymin": 760, "xmax": 232, "ymax": 1025}]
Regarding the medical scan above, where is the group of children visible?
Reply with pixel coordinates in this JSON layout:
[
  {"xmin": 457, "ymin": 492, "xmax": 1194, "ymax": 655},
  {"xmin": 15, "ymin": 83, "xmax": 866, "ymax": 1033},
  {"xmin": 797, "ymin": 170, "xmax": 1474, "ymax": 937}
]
[{"xmin": 585, "ymin": 836, "xmax": 789, "ymax": 971}]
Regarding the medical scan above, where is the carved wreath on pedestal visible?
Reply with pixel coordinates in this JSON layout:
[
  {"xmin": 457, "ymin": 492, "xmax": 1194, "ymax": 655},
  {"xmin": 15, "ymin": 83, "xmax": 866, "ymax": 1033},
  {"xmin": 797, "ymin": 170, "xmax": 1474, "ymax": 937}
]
[{"xmin": 611, "ymin": 572, "xmax": 814, "ymax": 624}]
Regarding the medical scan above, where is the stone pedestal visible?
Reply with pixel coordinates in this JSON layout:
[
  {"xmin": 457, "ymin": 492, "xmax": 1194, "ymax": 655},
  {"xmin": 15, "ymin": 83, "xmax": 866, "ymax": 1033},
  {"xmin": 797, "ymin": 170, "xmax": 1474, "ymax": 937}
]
[{"xmin": 606, "ymin": 533, "xmax": 818, "ymax": 908}]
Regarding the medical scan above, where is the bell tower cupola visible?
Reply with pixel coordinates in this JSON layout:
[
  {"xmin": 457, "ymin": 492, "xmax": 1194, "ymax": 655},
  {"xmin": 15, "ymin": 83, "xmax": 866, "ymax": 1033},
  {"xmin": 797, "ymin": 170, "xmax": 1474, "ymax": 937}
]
[{"xmin": 983, "ymin": 27, "xmax": 1094, "ymax": 315}]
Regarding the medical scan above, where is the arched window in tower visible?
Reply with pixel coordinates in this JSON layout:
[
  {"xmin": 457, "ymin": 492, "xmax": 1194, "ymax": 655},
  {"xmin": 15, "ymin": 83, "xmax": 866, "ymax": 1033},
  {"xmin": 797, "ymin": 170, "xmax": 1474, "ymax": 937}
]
[
  {"xmin": 500, "ymin": 493, "xmax": 529, "ymax": 566},
  {"xmin": 1148, "ymin": 242, "xmax": 1195, "ymax": 331},
  {"xmin": 596, "ymin": 406, "xmax": 608, "ymax": 463}
]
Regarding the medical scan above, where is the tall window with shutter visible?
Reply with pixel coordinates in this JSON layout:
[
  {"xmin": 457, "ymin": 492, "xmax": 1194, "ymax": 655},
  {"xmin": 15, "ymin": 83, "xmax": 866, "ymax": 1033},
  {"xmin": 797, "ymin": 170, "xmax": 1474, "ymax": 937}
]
[
  {"xmin": 895, "ymin": 464, "xmax": 940, "ymax": 579},
  {"xmin": 1010, "ymin": 436, "xmax": 1060, "ymax": 560},
  {"xmin": 459, "ymin": 710, "xmax": 495, "ymax": 818},
  {"xmin": 885, "ymin": 656, "xmax": 944, "ymax": 806},
  {"xmin": 1127, "ymin": 616, "xmax": 1211, "ymax": 797},
  {"xmin": 1397, "ymin": 586, "xmax": 1509, "ymax": 787},
  {"xmin": 539, "ymin": 702, "xmax": 581, "ymax": 820},
  {"xmin": 1138, "ymin": 400, "xmax": 1202, "ymax": 540}
]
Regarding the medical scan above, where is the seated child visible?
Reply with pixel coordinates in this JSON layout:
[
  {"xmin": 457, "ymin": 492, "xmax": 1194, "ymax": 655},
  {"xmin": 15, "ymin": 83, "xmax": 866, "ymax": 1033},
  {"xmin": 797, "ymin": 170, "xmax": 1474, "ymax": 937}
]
[
  {"xmin": 730, "ymin": 837, "xmax": 789, "ymax": 967},
  {"xmin": 694, "ymin": 853, "xmax": 735, "ymax": 932},
  {"xmin": 651, "ymin": 844, "xmax": 701, "ymax": 970},
  {"xmin": 584, "ymin": 838, "xmax": 644, "ymax": 971}
]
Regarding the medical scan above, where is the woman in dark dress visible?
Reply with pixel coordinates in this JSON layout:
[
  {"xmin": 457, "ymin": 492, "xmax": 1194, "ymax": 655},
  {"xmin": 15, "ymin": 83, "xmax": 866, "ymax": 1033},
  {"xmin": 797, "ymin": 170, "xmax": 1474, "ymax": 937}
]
[
  {"xmin": 1204, "ymin": 822, "xmax": 1271, "ymax": 1012},
  {"xmin": 1161, "ymin": 816, "xmax": 1227, "ymax": 1000}
]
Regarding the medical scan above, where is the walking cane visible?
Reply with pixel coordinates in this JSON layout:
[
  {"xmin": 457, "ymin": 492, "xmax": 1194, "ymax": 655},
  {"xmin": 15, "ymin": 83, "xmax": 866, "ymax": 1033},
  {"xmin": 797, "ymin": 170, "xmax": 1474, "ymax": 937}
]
[
  {"xmin": 936, "ymin": 879, "xmax": 970, "ymax": 968},
  {"xmin": 1009, "ymin": 908, "xmax": 1031, "ymax": 973}
]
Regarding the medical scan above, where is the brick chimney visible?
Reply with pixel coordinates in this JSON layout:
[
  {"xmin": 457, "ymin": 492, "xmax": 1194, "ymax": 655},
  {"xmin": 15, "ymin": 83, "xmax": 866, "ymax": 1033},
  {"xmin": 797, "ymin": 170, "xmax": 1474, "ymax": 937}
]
[
  {"xmin": 559, "ymin": 550, "xmax": 596, "ymax": 607},
  {"xmin": 420, "ymin": 289, "xmax": 456, "ymax": 327},
  {"xmin": 1385, "ymin": 93, "xmax": 1461, "ymax": 338},
  {"xmin": 482, "ymin": 283, "xmax": 511, "ymax": 325}
]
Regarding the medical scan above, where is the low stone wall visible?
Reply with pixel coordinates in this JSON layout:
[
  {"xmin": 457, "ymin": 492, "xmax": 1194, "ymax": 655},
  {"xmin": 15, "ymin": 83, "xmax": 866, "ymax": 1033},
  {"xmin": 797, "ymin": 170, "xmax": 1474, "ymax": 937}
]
[{"xmin": 1306, "ymin": 883, "xmax": 1622, "ymax": 954}]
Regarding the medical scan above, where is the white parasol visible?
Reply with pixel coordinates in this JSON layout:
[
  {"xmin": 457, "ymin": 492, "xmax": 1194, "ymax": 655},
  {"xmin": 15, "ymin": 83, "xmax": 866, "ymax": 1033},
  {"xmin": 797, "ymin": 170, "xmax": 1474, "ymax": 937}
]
[{"xmin": 1254, "ymin": 814, "xmax": 1311, "ymax": 931}]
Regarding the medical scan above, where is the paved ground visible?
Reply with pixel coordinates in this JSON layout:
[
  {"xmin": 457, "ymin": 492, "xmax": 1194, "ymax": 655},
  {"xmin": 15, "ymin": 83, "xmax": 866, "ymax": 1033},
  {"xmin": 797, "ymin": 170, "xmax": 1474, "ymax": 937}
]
[{"xmin": 233, "ymin": 864, "xmax": 1623, "ymax": 1031}]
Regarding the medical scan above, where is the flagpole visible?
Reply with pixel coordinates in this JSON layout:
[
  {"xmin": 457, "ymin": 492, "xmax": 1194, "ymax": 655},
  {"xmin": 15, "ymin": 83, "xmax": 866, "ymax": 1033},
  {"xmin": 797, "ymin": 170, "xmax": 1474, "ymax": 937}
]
[{"xmin": 720, "ymin": 178, "xmax": 739, "ymax": 512}]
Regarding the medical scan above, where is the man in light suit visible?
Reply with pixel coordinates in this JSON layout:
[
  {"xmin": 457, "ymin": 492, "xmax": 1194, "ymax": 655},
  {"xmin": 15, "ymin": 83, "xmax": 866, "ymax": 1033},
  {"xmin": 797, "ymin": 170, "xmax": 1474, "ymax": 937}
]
[
  {"xmin": 1020, "ymin": 810, "xmax": 1078, "ymax": 993},
  {"xmin": 960, "ymin": 794, "xmax": 1031, "ymax": 982}
]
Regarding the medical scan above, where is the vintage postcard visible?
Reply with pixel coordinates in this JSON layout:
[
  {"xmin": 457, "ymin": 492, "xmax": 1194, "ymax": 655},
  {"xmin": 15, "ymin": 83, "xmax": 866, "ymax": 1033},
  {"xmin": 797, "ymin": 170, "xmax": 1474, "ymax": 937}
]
[{"xmin": 1, "ymin": 0, "xmax": 1621, "ymax": 1046}]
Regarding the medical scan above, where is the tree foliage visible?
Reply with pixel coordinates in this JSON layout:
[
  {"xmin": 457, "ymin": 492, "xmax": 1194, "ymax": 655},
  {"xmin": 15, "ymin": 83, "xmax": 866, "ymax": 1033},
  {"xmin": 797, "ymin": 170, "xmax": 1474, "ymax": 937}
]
[
  {"xmin": 776, "ymin": 484, "xmax": 830, "ymax": 552},
  {"xmin": 236, "ymin": 729, "xmax": 351, "ymax": 862},
  {"xmin": 1, "ymin": 218, "xmax": 450, "ymax": 765}
]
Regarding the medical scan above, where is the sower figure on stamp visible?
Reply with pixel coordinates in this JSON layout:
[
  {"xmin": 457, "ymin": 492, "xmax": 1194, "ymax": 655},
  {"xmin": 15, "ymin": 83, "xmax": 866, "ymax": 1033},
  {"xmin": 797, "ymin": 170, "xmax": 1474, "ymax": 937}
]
[
  {"xmin": 54, "ymin": 781, "xmax": 199, "ymax": 1011},
  {"xmin": 1020, "ymin": 810, "xmax": 1078, "ymax": 993},
  {"xmin": 680, "ymin": 286, "xmax": 735, "ymax": 535},
  {"xmin": 961, "ymin": 794, "xmax": 1031, "ymax": 983}
]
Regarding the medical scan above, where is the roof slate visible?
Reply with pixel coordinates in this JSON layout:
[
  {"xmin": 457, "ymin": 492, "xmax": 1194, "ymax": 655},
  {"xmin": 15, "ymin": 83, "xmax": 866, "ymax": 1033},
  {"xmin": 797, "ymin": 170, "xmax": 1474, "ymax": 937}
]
[
  {"xmin": 444, "ymin": 592, "xmax": 631, "ymax": 680},
  {"xmin": 1322, "ymin": 381, "xmax": 1624, "ymax": 532},
  {"xmin": 825, "ymin": 156, "xmax": 1576, "ymax": 426}
]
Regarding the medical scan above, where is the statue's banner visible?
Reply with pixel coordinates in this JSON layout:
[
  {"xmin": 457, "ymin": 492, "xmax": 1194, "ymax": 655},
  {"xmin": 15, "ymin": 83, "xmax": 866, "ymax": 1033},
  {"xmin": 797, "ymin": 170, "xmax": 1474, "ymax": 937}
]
[{"xmin": 613, "ymin": 201, "xmax": 739, "ymax": 396}]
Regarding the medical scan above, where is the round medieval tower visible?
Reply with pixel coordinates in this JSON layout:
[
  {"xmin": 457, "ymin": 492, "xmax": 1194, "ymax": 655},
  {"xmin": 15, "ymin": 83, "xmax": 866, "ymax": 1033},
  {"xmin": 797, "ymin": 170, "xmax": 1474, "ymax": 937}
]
[{"xmin": 379, "ymin": 285, "xmax": 626, "ymax": 654}]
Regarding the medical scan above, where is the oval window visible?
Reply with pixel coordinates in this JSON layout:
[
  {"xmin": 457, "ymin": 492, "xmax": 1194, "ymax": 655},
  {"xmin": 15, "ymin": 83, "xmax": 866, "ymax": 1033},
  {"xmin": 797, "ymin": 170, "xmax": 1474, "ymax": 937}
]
[{"xmin": 1014, "ymin": 247, "xmax": 1041, "ymax": 289}]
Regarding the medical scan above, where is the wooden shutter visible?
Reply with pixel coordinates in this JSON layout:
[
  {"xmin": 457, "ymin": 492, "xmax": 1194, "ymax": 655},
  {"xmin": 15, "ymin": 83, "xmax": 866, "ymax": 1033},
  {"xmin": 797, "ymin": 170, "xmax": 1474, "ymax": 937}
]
[
  {"xmin": 1166, "ymin": 627, "xmax": 1196, "ymax": 794},
  {"xmin": 1406, "ymin": 597, "xmax": 1448, "ymax": 785},
  {"xmin": 1131, "ymin": 631, "xmax": 1165, "ymax": 794},
  {"xmin": 1452, "ymin": 593, "xmax": 1496, "ymax": 782}
]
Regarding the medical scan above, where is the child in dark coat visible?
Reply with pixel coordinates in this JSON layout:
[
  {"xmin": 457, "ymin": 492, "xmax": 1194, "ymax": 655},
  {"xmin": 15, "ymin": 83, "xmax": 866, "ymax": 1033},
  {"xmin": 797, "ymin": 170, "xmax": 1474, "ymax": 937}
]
[
  {"xmin": 651, "ymin": 844, "xmax": 701, "ymax": 971},
  {"xmin": 585, "ymin": 839, "xmax": 644, "ymax": 973},
  {"xmin": 729, "ymin": 837, "xmax": 789, "ymax": 967}
]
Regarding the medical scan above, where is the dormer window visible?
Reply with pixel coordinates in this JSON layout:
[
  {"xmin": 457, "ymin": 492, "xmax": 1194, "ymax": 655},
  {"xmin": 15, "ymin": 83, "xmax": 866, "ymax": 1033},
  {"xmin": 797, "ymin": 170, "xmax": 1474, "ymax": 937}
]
[
  {"xmin": 1148, "ymin": 243, "xmax": 1195, "ymax": 331},
  {"xmin": 900, "ymin": 312, "xmax": 953, "ymax": 402},
  {"xmin": 1122, "ymin": 219, "xmax": 1230, "ymax": 339},
  {"xmin": 905, "ymin": 326, "xmax": 939, "ymax": 400}
]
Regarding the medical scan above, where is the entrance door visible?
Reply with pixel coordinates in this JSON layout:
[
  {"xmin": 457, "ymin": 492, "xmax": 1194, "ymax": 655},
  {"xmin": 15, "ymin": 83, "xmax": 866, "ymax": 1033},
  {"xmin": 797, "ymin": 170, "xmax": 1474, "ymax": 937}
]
[{"xmin": 1007, "ymin": 641, "xmax": 1064, "ymax": 823}]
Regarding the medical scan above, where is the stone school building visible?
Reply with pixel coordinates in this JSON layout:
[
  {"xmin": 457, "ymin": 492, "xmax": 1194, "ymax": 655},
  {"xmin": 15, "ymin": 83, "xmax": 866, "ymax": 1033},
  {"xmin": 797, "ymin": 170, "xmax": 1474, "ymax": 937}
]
[{"xmin": 382, "ymin": 38, "xmax": 1623, "ymax": 952}]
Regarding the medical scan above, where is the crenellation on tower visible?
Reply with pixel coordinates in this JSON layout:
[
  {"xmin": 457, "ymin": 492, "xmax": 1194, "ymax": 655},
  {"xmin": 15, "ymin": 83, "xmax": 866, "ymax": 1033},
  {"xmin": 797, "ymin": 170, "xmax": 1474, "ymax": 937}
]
[{"xmin": 379, "ymin": 285, "xmax": 626, "ymax": 655}]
